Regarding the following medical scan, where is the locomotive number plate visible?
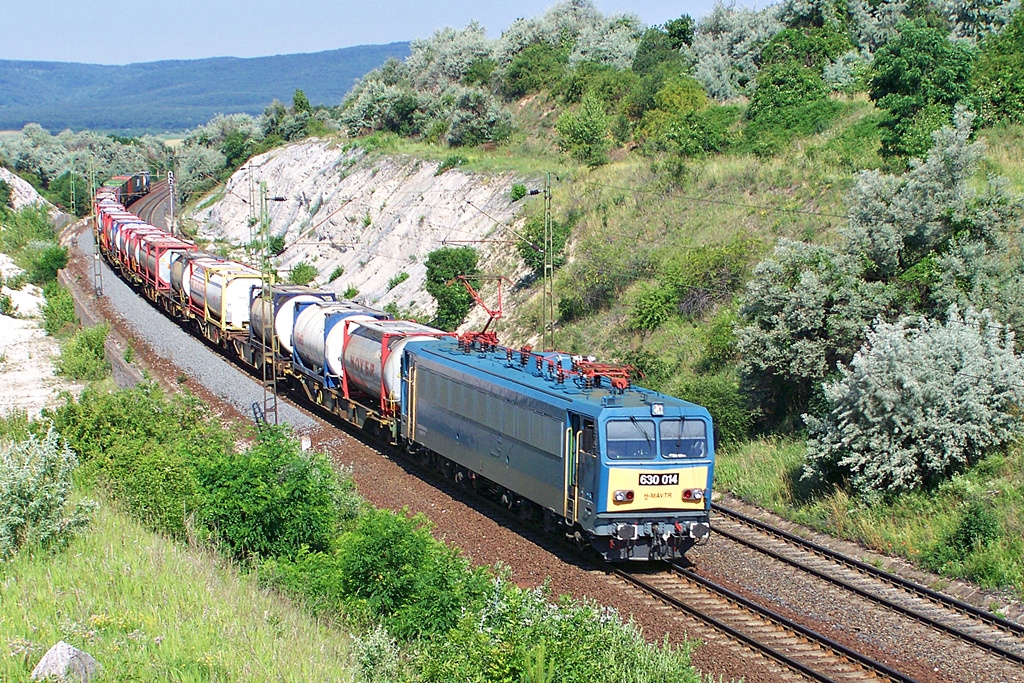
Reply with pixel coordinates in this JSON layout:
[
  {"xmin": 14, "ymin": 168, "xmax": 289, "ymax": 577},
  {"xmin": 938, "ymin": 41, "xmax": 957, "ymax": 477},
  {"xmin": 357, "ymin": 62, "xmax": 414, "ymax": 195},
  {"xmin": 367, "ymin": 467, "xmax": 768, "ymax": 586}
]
[{"xmin": 639, "ymin": 473, "xmax": 679, "ymax": 486}]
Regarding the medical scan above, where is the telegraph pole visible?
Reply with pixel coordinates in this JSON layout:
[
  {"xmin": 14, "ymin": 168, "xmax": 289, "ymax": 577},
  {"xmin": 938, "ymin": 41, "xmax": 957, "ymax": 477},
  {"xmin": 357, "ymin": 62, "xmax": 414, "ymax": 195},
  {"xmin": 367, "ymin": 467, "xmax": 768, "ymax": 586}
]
[
  {"xmin": 259, "ymin": 181, "xmax": 279, "ymax": 426},
  {"xmin": 167, "ymin": 171, "xmax": 175, "ymax": 236},
  {"xmin": 542, "ymin": 172, "xmax": 554, "ymax": 352}
]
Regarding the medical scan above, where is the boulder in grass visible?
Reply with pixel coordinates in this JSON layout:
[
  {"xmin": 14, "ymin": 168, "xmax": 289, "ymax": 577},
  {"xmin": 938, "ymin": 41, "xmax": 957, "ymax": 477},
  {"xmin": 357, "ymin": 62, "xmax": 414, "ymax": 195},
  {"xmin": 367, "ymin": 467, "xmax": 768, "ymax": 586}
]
[{"xmin": 30, "ymin": 641, "xmax": 102, "ymax": 682}]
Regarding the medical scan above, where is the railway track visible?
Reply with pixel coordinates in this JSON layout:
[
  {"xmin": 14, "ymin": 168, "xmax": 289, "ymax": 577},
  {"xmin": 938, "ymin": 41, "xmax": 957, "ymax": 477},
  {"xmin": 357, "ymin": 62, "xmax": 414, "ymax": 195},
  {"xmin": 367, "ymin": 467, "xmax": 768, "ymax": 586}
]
[
  {"xmin": 610, "ymin": 562, "xmax": 916, "ymax": 682},
  {"xmin": 711, "ymin": 503, "xmax": 1024, "ymax": 667},
  {"xmin": 128, "ymin": 179, "xmax": 169, "ymax": 228}
]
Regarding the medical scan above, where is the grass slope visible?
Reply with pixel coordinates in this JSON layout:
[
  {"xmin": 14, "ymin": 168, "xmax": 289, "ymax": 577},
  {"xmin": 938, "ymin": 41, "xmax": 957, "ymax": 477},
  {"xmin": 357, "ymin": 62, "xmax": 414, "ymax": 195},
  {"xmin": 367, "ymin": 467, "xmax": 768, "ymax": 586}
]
[{"xmin": 0, "ymin": 500, "xmax": 355, "ymax": 681}]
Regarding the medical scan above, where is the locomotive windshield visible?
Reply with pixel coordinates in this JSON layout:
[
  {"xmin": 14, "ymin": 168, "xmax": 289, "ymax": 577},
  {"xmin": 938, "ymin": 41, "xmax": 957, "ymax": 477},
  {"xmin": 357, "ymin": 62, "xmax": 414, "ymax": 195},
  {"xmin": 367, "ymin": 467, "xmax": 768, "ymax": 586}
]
[
  {"xmin": 606, "ymin": 418, "xmax": 657, "ymax": 460},
  {"xmin": 660, "ymin": 419, "xmax": 708, "ymax": 459}
]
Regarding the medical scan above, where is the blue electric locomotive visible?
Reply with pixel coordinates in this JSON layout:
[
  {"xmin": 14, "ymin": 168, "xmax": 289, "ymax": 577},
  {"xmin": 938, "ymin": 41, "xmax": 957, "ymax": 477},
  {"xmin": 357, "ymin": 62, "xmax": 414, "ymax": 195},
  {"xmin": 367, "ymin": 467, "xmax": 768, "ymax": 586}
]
[{"xmin": 401, "ymin": 339, "xmax": 714, "ymax": 561}]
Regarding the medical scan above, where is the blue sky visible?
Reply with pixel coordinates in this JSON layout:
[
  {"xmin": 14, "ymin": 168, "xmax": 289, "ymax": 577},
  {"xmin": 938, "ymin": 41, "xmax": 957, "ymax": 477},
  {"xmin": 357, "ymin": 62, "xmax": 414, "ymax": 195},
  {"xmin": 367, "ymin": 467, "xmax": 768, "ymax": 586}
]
[{"xmin": 2, "ymin": 1, "xmax": 770, "ymax": 65}]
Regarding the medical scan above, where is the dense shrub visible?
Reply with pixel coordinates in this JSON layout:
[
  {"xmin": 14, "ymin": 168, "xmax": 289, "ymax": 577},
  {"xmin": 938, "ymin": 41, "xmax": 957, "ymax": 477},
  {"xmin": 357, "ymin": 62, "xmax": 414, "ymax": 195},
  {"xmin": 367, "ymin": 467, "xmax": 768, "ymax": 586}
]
[
  {"xmin": 517, "ymin": 213, "xmax": 573, "ymax": 275},
  {"xmin": 841, "ymin": 108, "xmax": 1016, "ymax": 306},
  {"xmin": 49, "ymin": 384, "xmax": 231, "ymax": 537},
  {"xmin": 736, "ymin": 240, "xmax": 892, "ymax": 429},
  {"xmin": 745, "ymin": 59, "xmax": 842, "ymax": 155},
  {"xmin": 689, "ymin": 2, "xmax": 784, "ymax": 101},
  {"xmin": 502, "ymin": 41, "xmax": 570, "ymax": 98},
  {"xmin": 671, "ymin": 371, "xmax": 751, "ymax": 448},
  {"xmin": 627, "ymin": 283, "xmax": 674, "ymax": 333},
  {"xmin": 971, "ymin": 6, "xmax": 1024, "ymax": 125},
  {"xmin": 262, "ymin": 508, "xmax": 489, "ymax": 640},
  {"xmin": 417, "ymin": 579, "xmax": 700, "ymax": 683},
  {"xmin": 556, "ymin": 92, "xmax": 611, "ymax": 165},
  {"xmin": 54, "ymin": 323, "xmax": 110, "ymax": 380},
  {"xmin": 197, "ymin": 426, "xmax": 359, "ymax": 561},
  {"xmin": 0, "ymin": 430, "xmax": 96, "ymax": 561},
  {"xmin": 425, "ymin": 246, "xmax": 479, "ymax": 330},
  {"xmin": 27, "ymin": 244, "xmax": 68, "ymax": 284},
  {"xmin": 657, "ymin": 105, "xmax": 740, "ymax": 158},
  {"xmin": 0, "ymin": 179, "xmax": 11, "ymax": 209},
  {"xmin": 288, "ymin": 262, "xmax": 318, "ymax": 286},
  {"xmin": 662, "ymin": 241, "xmax": 753, "ymax": 319},
  {"xmin": 804, "ymin": 307, "xmax": 1024, "ymax": 495},
  {"xmin": 869, "ymin": 21, "xmax": 975, "ymax": 158}
]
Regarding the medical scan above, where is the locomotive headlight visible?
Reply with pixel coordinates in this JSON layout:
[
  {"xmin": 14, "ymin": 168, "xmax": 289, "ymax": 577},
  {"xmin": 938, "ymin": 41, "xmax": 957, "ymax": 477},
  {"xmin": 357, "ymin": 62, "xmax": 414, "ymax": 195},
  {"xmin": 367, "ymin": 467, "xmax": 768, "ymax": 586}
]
[
  {"xmin": 613, "ymin": 489, "xmax": 635, "ymax": 503},
  {"xmin": 650, "ymin": 402, "xmax": 664, "ymax": 416}
]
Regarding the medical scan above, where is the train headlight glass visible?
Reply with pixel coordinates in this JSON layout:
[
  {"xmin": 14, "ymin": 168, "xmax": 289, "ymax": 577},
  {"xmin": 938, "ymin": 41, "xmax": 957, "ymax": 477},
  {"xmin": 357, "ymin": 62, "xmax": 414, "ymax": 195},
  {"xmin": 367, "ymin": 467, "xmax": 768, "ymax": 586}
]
[
  {"xmin": 650, "ymin": 402, "xmax": 664, "ymax": 416},
  {"xmin": 613, "ymin": 489, "xmax": 635, "ymax": 503}
]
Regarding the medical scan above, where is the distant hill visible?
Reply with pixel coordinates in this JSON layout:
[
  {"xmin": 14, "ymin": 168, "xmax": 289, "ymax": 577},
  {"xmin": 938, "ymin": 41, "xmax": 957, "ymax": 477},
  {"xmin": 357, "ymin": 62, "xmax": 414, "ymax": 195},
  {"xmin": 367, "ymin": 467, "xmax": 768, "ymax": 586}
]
[{"xmin": 0, "ymin": 42, "xmax": 410, "ymax": 134}]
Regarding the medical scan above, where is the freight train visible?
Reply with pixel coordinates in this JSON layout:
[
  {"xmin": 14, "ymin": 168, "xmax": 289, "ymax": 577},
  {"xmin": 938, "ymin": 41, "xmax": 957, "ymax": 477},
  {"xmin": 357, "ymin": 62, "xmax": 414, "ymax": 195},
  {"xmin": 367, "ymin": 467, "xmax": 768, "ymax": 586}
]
[{"xmin": 92, "ymin": 179, "xmax": 716, "ymax": 561}]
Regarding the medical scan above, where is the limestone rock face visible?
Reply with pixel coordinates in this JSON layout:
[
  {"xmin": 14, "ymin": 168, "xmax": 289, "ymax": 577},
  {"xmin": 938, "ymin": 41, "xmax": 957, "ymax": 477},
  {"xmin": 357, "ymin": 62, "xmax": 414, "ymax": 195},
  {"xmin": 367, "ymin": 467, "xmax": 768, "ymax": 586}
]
[
  {"xmin": 192, "ymin": 141, "xmax": 532, "ymax": 328},
  {"xmin": 30, "ymin": 641, "xmax": 102, "ymax": 682}
]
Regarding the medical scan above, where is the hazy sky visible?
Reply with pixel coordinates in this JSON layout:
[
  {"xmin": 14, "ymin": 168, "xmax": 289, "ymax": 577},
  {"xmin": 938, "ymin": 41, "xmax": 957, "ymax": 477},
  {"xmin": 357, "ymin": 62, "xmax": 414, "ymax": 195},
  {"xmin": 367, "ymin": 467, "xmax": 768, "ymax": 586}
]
[{"xmin": 2, "ymin": 1, "xmax": 770, "ymax": 65}]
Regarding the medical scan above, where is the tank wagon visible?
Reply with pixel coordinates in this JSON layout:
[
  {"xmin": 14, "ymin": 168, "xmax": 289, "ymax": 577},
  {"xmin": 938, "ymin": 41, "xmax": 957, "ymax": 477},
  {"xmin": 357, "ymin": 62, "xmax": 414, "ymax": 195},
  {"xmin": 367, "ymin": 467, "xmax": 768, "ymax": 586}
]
[{"xmin": 91, "ymin": 183, "xmax": 715, "ymax": 561}]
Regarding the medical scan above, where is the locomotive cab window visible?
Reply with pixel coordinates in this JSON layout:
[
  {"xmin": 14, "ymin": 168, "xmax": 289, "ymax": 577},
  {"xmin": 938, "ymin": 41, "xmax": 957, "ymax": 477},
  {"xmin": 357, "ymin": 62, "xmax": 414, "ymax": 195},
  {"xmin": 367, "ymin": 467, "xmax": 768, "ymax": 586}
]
[
  {"xmin": 660, "ymin": 419, "xmax": 708, "ymax": 459},
  {"xmin": 606, "ymin": 419, "xmax": 656, "ymax": 460}
]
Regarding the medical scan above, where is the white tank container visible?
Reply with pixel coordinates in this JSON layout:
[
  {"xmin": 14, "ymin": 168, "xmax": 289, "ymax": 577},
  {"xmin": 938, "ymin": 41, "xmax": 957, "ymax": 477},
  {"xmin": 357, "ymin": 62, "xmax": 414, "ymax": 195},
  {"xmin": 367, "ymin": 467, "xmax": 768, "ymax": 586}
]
[
  {"xmin": 190, "ymin": 262, "xmax": 262, "ymax": 328},
  {"xmin": 172, "ymin": 254, "xmax": 219, "ymax": 300},
  {"xmin": 250, "ymin": 289, "xmax": 333, "ymax": 354},
  {"xmin": 292, "ymin": 302, "xmax": 384, "ymax": 375},
  {"xmin": 342, "ymin": 320, "xmax": 445, "ymax": 401}
]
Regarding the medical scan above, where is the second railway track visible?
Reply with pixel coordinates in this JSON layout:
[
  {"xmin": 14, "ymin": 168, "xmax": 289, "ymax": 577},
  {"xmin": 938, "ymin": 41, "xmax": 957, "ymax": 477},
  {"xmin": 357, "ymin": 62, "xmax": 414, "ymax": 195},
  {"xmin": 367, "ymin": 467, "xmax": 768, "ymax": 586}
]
[{"xmin": 711, "ymin": 503, "xmax": 1024, "ymax": 668}]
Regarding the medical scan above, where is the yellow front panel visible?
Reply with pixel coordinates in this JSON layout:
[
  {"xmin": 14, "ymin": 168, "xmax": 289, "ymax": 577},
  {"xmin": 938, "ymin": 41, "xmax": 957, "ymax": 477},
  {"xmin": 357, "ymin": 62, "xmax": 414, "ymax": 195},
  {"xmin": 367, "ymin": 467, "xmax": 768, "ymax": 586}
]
[{"xmin": 605, "ymin": 466, "xmax": 709, "ymax": 512}]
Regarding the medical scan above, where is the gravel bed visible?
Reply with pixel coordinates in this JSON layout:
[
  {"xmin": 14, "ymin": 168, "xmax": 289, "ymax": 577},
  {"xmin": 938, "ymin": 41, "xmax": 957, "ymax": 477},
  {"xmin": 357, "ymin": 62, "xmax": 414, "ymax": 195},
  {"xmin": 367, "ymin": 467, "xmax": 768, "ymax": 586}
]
[
  {"xmin": 73, "ymin": 229, "xmax": 314, "ymax": 431},
  {"xmin": 689, "ymin": 506, "xmax": 1024, "ymax": 683}
]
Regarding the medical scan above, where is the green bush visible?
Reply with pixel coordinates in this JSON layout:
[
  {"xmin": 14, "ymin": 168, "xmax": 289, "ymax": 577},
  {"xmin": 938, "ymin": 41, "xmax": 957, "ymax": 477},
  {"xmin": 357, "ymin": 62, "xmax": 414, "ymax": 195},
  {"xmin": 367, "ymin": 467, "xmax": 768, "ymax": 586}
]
[
  {"xmin": 662, "ymin": 241, "xmax": 754, "ymax": 319},
  {"xmin": 0, "ymin": 179, "xmax": 11, "ymax": 209},
  {"xmin": 700, "ymin": 308, "xmax": 739, "ymax": 372},
  {"xmin": 972, "ymin": 7, "xmax": 1024, "ymax": 125},
  {"xmin": 49, "ymin": 384, "xmax": 231, "ymax": 538},
  {"xmin": 42, "ymin": 281, "xmax": 78, "ymax": 336},
  {"xmin": 425, "ymin": 246, "xmax": 478, "ymax": 331},
  {"xmin": 262, "ymin": 507, "xmax": 489, "ymax": 641},
  {"xmin": 328, "ymin": 266, "xmax": 344, "ymax": 282},
  {"xmin": 556, "ymin": 93, "xmax": 611, "ymax": 166},
  {"xmin": 501, "ymin": 41, "xmax": 569, "ymax": 99},
  {"xmin": 418, "ymin": 580, "xmax": 700, "ymax": 683},
  {"xmin": 670, "ymin": 372, "xmax": 751, "ymax": 449},
  {"xmin": 288, "ymin": 262, "xmax": 318, "ymax": 286},
  {"xmin": 54, "ymin": 323, "xmax": 110, "ymax": 380},
  {"xmin": 268, "ymin": 234, "xmax": 286, "ymax": 256},
  {"xmin": 869, "ymin": 21, "xmax": 974, "ymax": 158},
  {"xmin": 744, "ymin": 59, "xmax": 841, "ymax": 155},
  {"xmin": 510, "ymin": 183, "xmax": 528, "ymax": 201},
  {"xmin": 28, "ymin": 244, "xmax": 68, "ymax": 284},
  {"xmin": 97, "ymin": 439, "xmax": 201, "ymax": 538},
  {"xmin": 516, "ymin": 213, "xmax": 573, "ymax": 275},
  {"xmin": 197, "ymin": 426, "xmax": 359, "ymax": 561},
  {"xmin": 0, "ymin": 430, "xmax": 97, "ymax": 561},
  {"xmin": 0, "ymin": 293, "xmax": 15, "ymax": 318},
  {"xmin": 342, "ymin": 286, "xmax": 359, "ymax": 300},
  {"xmin": 627, "ymin": 283, "xmax": 674, "ymax": 333},
  {"xmin": 386, "ymin": 271, "xmax": 409, "ymax": 290},
  {"xmin": 435, "ymin": 154, "xmax": 468, "ymax": 175}
]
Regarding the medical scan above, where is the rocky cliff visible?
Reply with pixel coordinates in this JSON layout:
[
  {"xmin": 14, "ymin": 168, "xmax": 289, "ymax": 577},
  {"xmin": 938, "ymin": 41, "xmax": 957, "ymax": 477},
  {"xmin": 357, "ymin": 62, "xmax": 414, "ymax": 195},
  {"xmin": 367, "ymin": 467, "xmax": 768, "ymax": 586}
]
[{"xmin": 192, "ymin": 141, "xmax": 534, "ymax": 328}]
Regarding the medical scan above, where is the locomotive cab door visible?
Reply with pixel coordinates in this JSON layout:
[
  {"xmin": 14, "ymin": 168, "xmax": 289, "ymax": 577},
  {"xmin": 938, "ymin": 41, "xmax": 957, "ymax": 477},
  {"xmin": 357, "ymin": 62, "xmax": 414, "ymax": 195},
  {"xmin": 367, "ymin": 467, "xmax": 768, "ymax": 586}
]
[{"xmin": 566, "ymin": 413, "xmax": 598, "ymax": 524}]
